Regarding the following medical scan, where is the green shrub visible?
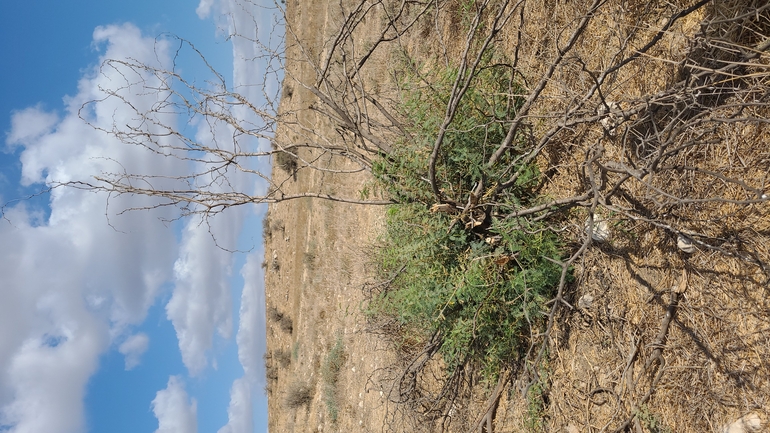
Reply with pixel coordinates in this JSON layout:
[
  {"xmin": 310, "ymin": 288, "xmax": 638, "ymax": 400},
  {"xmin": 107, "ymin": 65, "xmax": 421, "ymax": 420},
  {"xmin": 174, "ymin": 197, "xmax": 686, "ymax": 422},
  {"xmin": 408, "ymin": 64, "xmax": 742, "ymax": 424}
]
[
  {"xmin": 368, "ymin": 53, "xmax": 566, "ymax": 381},
  {"xmin": 321, "ymin": 335, "xmax": 346, "ymax": 423}
]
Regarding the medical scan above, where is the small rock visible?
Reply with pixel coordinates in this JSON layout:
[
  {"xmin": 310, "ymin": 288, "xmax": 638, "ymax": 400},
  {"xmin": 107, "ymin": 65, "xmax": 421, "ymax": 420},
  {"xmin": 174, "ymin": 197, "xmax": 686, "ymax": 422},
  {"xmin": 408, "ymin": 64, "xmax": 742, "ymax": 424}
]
[
  {"xmin": 677, "ymin": 234, "xmax": 696, "ymax": 254},
  {"xmin": 358, "ymin": 400, "xmax": 364, "ymax": 408},
  {"xmin": 578, "ymin": 294, "xmax": 594, "ymax": 310},
  {"xmin": 722, "ymin": 412, "xmax": 763, "ymax": 433},
  {"xmin": 565, "ymin": 424, "xmax": 580, "ymax": 433},
  {"xmin": 598, "ymin": 101, "xmax": 621, "ymax": 136},
  {"xmin": 585, "ymin": 217, "xmax": 610, "ymax": 242}
]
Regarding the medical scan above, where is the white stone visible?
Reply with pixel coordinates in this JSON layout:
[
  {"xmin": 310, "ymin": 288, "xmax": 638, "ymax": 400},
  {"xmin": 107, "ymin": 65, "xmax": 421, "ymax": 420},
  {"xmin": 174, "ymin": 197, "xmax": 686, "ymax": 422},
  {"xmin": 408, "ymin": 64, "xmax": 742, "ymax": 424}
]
[
  {"xmin": 677, "ymin": 234, "xmax": 696, "ymax": 253},
  {"xmin": 722, "ymin": 413, "xmax": 763, "ymax": 433},
  {"xmin": 585, "ymin": 217, "xmax": 610, "ymax": 242},
  {"xmin": 578, "ymin": 294, "xmax": 594, "ymax": 310},
  {"xmin": 598, "ymin": 101, "xmax": 621, "ymax": 136}
]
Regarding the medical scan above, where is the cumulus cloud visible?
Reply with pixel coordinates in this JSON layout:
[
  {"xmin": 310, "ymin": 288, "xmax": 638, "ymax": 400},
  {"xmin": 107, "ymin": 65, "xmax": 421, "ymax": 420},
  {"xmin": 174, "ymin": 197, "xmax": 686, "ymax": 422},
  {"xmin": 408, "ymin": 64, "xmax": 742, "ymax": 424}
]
[
  {"xmin": 235, "ymin": 249, "xmax": 266, "ymax": 382},
  {"xmin": 213, "ymin": 247, "xmax": 266, "ymax": 433},
  {"xmin": 0, "ymin": 22, "xmax": 228, "ymax": 433},
  {"xmin": 166, "ymin": 214, "xmax": 240, "ymax": 376},
  {"xmin": 6, "ymin": 105, "xmax": 59, "ymax": 151},
  {"xmin": 196, "ymin": 0, "xmax": 216, "ymax": 19},
  {"xmin": 0, "ymin": 319, "xmax": 106, "ymax": 433},
  {"xmin": 151, "ymin": 376, "xmax": 198, "ymax": 433},
  {"xmin": 2, "ymin": 2, "xmax": 274, "ymax": 431},
  {"xmin": 216, "ymin": 377, "xmax": 252, "ymax": 433},
  {"xmin": 118, "ymin": 333, "xmax": 150, "ymax": 370}
]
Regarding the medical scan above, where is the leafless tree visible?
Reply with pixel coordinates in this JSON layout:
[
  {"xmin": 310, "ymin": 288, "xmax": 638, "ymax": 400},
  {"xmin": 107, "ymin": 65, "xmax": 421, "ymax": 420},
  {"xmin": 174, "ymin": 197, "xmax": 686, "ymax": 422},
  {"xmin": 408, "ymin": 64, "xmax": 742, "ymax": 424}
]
[{"xmin": 55, "ymin": 0, "xmax": 770, "ymax": 431}]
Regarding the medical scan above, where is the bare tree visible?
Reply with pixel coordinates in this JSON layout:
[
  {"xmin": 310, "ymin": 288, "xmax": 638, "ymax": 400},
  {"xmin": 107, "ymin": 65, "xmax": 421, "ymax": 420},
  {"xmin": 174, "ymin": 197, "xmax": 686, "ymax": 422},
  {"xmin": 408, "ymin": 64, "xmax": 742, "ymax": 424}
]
[{"xmin": 54, "ymin": 0, "xmax": 770, "ymax": 431}]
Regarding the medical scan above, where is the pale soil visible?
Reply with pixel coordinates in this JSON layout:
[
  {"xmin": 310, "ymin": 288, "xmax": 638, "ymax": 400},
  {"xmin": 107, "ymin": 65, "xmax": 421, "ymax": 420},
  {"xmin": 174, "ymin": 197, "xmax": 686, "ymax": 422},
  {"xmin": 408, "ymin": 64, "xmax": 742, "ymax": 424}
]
[
  {"xmin": 264, "ymin": 1, "xmax": 770, "ymax": 432},
  {"xmin": 262, "ymin": 1, "xmax": 393, "ymax": 432}
]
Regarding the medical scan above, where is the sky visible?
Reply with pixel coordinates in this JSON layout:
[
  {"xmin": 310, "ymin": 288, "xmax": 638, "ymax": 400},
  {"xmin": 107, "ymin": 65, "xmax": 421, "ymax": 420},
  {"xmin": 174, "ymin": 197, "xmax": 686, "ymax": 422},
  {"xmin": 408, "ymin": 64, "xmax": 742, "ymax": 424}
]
[{"xmin": 0, "ymin": 1, "xmax": 280, "ymax": 433}]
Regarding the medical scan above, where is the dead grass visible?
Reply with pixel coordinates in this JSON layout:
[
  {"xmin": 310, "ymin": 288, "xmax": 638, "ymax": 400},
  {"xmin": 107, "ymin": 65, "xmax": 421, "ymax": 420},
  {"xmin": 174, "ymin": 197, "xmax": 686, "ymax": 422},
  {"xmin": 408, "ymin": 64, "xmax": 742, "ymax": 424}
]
[
  {"xmin": 266, "ymin": 0, "xmax": 770, "ymax": 432},
  {"xmin": 285, "ymin": 380, "xmax": 314, "ymax": 409}
]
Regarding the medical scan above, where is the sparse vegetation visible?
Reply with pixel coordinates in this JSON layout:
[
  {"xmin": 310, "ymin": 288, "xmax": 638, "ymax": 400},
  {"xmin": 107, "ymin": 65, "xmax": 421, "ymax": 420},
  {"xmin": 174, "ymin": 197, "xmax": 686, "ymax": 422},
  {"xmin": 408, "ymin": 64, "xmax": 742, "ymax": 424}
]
[
  {"xmin": 368, "ymin": 53, "xmax": 564, "ymax": 383},
  {"xmin": 524, "ymin": 358, "xmax": 550, "ymax": 432},
  {"xmin": 635, "ymin": 405, "xmax": 673, "ymax": 433},
  {"xmin": 321, "ymin": 335, "xmax": 346, "ymax": 423},
  {"xmin": 279, "ymin": 316, "xmax": 293, "ymax": 334},
  {"xmin": 267, "ymin": 305, "xmax": 294, "ymax": 334},
  {"xmin": 303, "ymin": 241, "xmax": 317, "ymax": 271},
  {"xmin": 262, "ymin": 216, "xmax": 285, "ymax": 241},
  {"xmin": 285, "ymin": 380, "xmax": 314, "ymax": 409},
  {"xmin": 274, "ymin": 148, "xmax": 298, "ymax": 174},
  {"xmin": 274, "ymin": 348, "xmax": 292, "ymax": 368}
]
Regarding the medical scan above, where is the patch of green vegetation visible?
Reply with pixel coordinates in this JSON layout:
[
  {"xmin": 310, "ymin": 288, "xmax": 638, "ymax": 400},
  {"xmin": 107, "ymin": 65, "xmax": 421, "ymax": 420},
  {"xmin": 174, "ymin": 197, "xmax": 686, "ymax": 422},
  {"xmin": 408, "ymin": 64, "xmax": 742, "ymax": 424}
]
[
  {"xmin": 635, "ymin": 405, "xmax": 672, "ymax": 433},
  {"xmin": 321, "ymin": 334, "xmax": 346, "ymax": 423},
  {"xmin": 525, "ymin": 358, "xmax": 549, "ymax": 432},
  {"xmin": 368, "ymin": 52, "xmax": 566, "ymax": 381}
]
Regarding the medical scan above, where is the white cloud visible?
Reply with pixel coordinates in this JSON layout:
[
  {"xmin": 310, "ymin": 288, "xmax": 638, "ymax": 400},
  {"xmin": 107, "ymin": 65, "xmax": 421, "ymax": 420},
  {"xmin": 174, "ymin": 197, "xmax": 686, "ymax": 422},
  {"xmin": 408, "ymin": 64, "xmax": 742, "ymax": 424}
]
[
  {"xmin": 235, "ymin": 249, "xmax": 266, "ymax": 382},
  {"xmin": 1, "ymin": 2, "xmax": 275, "ymax": 431},
  {"xmin": 196, "ymin": 0, "xmax": 216, "ymax": 19},
  {"xmin": 118, "ymin": 333, "xmax": 149, "ymax": 370},
  {"xmin": 151, "ymin": 376, "xmax": 198, "ymax": 433},
  {"xmin": 212, "ymin": 236, "xmax": 266, "ymax": 433},
  {"xmin": 6, "ymin": 105, "xmax": 59, "ymax": 151},
  {"xmin": 0, "ymin": 24, "xmax": 187, "ymax": 433},
  {"xmin": 216, "ymin": 377, "xmax": 252, "ymax": 433},
  {"xmin": 0, "ymin": 319, "xmax": 105, "ymax": 433},
  {"xmin": 166, "ymin": 214, "xmax": 239, "ymax": 376}
]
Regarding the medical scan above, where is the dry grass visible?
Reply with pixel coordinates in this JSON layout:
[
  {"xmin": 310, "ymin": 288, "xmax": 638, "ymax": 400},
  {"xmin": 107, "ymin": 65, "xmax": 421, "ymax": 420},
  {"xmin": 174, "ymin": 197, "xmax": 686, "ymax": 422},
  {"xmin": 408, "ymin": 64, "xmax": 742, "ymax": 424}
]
[
  {"xmin": 487, "ymin": 1, "xmax": 770, "ymax": 431},
  {"xmin": 266, "ymin": 0, "xmax": 770, "ymax": 431},
  {"xmin": 372, "ymin": 0, "xmax": 770, "ymax": 431},
  {"xmin": 285, "ymin": 380, "xmax": 314, "ymax": 409}
]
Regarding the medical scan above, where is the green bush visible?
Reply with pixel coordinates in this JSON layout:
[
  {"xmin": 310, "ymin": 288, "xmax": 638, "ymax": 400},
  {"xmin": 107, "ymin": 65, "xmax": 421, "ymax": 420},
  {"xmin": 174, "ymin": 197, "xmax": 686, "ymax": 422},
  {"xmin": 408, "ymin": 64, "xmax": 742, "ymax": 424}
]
[
  {"xmin": 369, "ymin": 53, "xmax": 565, "ymax": 381},
  {"xmin": 321, "ymin": 335, "xmax": 346, "ymax": 423}
]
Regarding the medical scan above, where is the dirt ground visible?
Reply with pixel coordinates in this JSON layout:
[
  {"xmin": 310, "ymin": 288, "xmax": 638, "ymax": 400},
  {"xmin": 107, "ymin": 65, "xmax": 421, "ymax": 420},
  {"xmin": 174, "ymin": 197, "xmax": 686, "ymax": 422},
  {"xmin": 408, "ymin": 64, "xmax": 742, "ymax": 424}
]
[
  {"xmin": 262, "ymin": 1, "xmax": 394, "ymax": 431},
  {"xmin": 263, "ymin": 1, "xmax": 770, "ymax": 432}
]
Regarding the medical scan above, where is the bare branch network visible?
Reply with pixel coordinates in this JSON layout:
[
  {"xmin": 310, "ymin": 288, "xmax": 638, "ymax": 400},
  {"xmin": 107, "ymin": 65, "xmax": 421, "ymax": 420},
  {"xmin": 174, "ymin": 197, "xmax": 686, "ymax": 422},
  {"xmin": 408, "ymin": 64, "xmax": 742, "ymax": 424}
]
[{"xmin": 63, "ymin": 0, "xmax": 770, "ymax": 431}]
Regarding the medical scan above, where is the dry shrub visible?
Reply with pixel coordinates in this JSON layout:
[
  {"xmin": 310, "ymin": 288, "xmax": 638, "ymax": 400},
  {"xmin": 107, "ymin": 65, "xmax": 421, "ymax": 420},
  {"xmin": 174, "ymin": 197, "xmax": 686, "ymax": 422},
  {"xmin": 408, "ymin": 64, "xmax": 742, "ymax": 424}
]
[
  {"xmin": 274, "ymin": 348, "xmax": 292, "ymax": 368},
  {"xmin": 267, "ymin": 305, "xmax": 294, "ymax": 334},
  {"xmin": 285, "ymin": 380, "xmax": 314, "ymax": 409}
]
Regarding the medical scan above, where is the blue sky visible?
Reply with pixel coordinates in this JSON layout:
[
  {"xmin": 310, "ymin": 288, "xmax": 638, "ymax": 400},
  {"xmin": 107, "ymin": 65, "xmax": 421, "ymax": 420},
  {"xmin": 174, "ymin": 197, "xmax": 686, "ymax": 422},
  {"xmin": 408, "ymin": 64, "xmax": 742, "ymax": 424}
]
[{"xmin": 0, "ymin": 1, "xmax": 277, "ymax": 433}]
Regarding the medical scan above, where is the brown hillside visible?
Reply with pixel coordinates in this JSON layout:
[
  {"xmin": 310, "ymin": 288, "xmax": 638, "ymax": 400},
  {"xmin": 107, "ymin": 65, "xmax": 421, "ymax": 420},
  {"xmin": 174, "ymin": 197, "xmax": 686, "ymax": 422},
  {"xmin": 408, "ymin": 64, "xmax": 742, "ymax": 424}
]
[{"xmin": 264, "ymin": 1, "xmax": 770, "ymax": 432}]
